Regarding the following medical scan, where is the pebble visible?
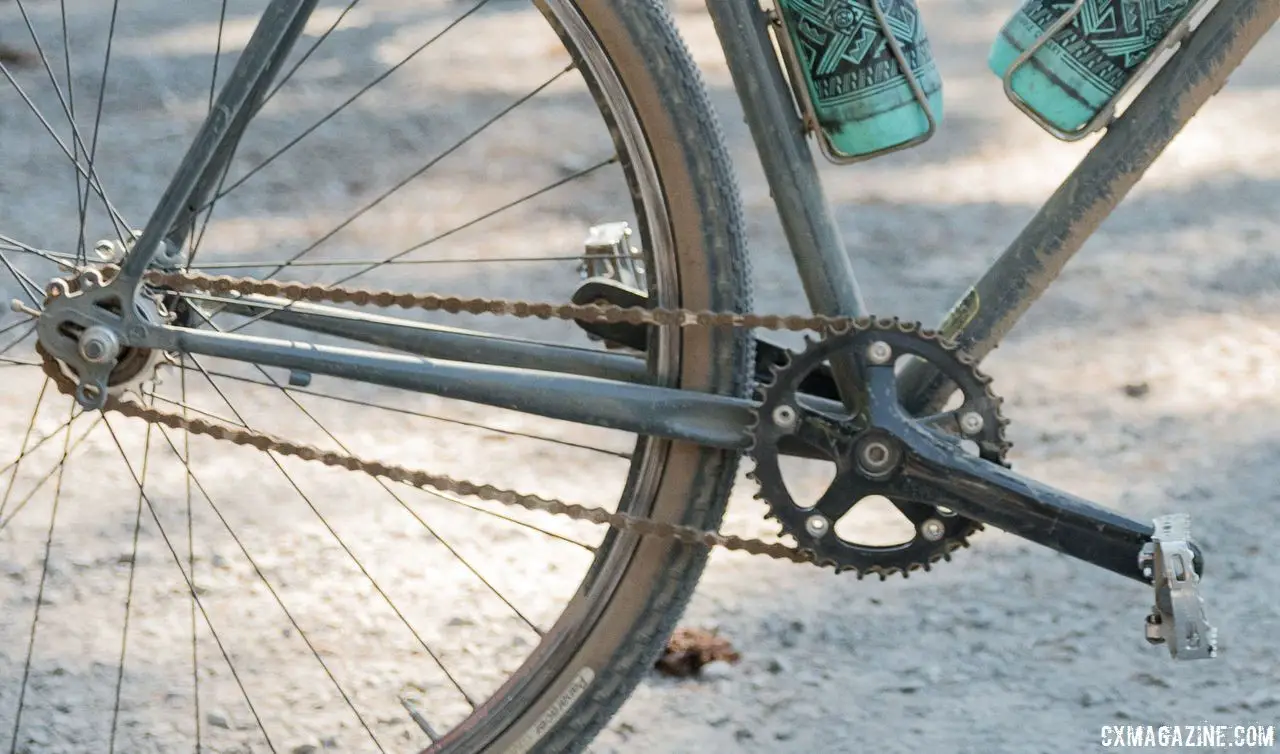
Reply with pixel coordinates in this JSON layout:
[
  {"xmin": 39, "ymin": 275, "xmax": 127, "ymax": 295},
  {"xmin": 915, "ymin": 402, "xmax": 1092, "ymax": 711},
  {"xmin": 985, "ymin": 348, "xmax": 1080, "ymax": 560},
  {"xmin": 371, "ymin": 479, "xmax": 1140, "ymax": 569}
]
[
  {"xmin": 291, "ymin": 745, "xmax": 318, "ymax": 754},
  {"xmin": 699, "ymin": 660, "xmax": 735, "ymax": 681},
  {"xmin": 765, "ymin": 657, "xmax": 789, "ymax": 675},
  {"xmin": 1244, "ymin": 688, "xmax": 1280, "ymax": 710},
  {"xmin": 207, "ymin": 711, "xmax": 230, "ymax": 729}
]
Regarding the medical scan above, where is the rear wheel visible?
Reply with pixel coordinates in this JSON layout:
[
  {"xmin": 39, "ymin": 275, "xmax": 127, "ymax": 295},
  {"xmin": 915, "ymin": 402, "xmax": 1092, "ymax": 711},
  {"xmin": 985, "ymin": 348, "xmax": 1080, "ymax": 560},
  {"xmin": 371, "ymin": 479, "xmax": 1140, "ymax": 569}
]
[{"xmin": 0, "ymin": 1, "xmax": 750, "ymax": 752}]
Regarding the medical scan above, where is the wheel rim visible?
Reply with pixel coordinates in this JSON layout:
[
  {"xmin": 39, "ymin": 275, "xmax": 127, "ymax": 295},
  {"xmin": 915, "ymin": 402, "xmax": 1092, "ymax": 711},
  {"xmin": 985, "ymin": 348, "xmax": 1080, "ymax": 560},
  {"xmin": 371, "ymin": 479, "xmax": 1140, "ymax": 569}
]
[{"xmin": 0, "ymin": 1, "xmax": 689, "ymax": 750}]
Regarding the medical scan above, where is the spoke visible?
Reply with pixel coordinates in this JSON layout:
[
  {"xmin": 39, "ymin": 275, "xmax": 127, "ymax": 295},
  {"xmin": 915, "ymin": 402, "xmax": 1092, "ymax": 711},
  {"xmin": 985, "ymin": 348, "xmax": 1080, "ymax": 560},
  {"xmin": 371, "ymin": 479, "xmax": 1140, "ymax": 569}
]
[
  {"xmin": 0, "ymin": 233, "xmax": 79, "ymax": 268},
  {"xmin": 76, "ymin": 0, "xmax": 129, "ymax": 246},
  {"xmin": 213, "ymin": 0, "xmax": 493, "ymax": 202},
  {"xmin": 100, "ymin": 417, "xmax": 278, "ymax": 754},
  {"xmin": 0, "ymin": 414, "xmax": 102, "ymax": 535},
  {"xmin": 207, "ymin": 0, "xmax": 229, "ymax": 112},
  {"xmin": 237, "ymin": 359, "xmax": 545, "ymax": 640},
  {"xmin": 330, "ymin": 156, "xmax": 617, "ymax": 288},
  {"xmin": 141, "ymin": 396, "xmax": 386, "ymax": 752},
  {"xmin": 249, "ymin": 63, "xmax": 574, "ymax": 280},
  {"xmin": 0, "ymin": 378, "xmax": 49, "ymax": 523},
  {"xmin": 11, "ymin": 0, "xmax": 127, "ymax": 247},
  {"xmin": 156, "ymin": 415, "xmax": 481, "ymax": 709},
  {"xmin": 259, "ymin": 0, "xmax": 360, "ymax": 105},
  {"xmin": 420, "ymin": 487, "xmax": 595, "ymax": 553},
  {"xmin": 0, "ymin": 323, "xmax": 38, "ymax": 358},
  {"xmin": 0, "ymin": 357, "xmax": 40, "ymax": 368},
  {"xmin": 180, "ymin": 363, "xmax": 201, "ymax": 751},
  {"xmin": 188, "ymin": 253, "xmax": 636, "ymax": 269},
  {"xmin": 225, "ymin": 151, "xmax": 614, "ymax": 335},
  {"xmin": 147, "ymin": 392, "xmax": 250, "ymax": 430},
  {"xmin": 0, "ymin": 62, "xmax": 128, "ymax": 241},
  {"xmin": 0, "ymin": 250, "xmax": 47, "ymax": 306},
  {"xmin": 108, "ymin": 419, "xmax": 152, "ymax": 754},
  {"xmin": 58, "ymin": 0, "xmax": 85, "ymax": 263},
  {"xmin": 0, "ymin": 402, "xmax": 79, "ymax": 488},
  {"xmin": 170, "ymin": 362, "xmax": 629, "ymax": 459},
  {"xmin": 182, "ymin": 0, "xmax": 232, "ymax": 273},
  {"xmin": 7, "ymin": 402, "xmax": 73, "ymax": 754}
]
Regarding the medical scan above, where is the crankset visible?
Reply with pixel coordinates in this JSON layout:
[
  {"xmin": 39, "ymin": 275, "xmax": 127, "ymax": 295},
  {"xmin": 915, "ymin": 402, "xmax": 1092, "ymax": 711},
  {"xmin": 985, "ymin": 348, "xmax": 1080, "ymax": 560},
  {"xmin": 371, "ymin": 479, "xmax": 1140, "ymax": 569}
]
[{"xmin": 29, "ymin": 246, "xmax": 1218, "ymax": 661}]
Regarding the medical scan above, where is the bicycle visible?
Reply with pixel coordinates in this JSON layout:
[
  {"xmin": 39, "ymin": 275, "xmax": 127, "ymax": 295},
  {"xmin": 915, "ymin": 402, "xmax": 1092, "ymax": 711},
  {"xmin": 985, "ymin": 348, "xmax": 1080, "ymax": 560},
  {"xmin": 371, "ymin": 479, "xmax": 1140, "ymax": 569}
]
[{"xmin": 0, "ymin": 0, "xmax": 1274, "ymax": 751}]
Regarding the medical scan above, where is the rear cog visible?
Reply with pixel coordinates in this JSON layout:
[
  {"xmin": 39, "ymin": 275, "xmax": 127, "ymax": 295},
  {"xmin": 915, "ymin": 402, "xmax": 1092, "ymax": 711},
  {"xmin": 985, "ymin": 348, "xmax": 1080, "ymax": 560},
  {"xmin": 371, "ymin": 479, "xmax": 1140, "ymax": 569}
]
[{"xmin": 748, "ymin": 320, "xmax": 1011, "ymax": 579}]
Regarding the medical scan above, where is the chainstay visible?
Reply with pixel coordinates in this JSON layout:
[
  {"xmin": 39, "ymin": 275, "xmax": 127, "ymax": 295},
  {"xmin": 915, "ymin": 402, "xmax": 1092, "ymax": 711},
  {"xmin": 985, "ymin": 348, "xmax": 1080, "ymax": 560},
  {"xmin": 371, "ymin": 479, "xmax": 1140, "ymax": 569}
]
[{"xmin": 41, "ymin": 266, "xmax": 836, "ymax": 565}]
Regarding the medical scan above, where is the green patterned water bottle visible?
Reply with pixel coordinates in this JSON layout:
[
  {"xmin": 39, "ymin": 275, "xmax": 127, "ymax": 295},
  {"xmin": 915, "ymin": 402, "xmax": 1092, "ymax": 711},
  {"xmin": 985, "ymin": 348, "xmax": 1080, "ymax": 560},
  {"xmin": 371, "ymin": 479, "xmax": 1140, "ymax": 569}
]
[
  {"xmin": 773, "ymin": 0, "xmax": 944, "ymax": 160},
  {"xmin": 989, "ymin": 0, "xmax": 1198, "ymax": 137}
]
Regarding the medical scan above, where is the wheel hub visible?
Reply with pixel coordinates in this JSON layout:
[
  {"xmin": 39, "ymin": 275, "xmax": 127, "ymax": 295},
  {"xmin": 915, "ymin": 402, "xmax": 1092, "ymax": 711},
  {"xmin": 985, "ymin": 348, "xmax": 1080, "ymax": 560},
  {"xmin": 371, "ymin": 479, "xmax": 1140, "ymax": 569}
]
[{"xmin": 37, "ymin": 266, "xmax": 173, "ymax": 401}]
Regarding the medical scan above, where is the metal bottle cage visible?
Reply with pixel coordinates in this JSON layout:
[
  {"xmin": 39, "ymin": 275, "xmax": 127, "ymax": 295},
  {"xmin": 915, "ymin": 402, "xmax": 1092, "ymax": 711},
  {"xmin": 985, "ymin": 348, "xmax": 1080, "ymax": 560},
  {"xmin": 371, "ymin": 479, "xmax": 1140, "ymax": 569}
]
[
  {"xmin": 767, "ymin": 0, "xmax": 938, "ymax": 165},
  {"xmin": 1001, "ymin": 0, "xmax": 1216, "ymax": 142}
]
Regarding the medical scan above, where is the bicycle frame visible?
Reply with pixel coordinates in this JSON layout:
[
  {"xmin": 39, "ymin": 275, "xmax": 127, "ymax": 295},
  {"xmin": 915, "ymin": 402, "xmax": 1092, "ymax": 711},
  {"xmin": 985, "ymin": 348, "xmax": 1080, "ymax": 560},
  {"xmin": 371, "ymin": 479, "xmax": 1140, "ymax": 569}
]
[
  {"xmin": 47, "ymin": 0, "xmax": 1274, "ymax": 581},
  {"xmin": 90, "ymin": 0, "xmax": 1275, "ymax": 451}
]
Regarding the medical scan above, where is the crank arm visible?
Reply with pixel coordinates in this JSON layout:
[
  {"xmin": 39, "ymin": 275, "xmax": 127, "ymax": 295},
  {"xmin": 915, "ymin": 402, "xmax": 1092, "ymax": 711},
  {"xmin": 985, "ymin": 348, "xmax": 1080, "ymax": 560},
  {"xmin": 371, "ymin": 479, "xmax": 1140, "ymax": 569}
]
[
  {"xmin": 864, "ymin": 365, "xmax": 1196, "ymax": 584},
  {"xmin": 862, "ymin": 367, "xmax": 1217, "ymax": 658}
]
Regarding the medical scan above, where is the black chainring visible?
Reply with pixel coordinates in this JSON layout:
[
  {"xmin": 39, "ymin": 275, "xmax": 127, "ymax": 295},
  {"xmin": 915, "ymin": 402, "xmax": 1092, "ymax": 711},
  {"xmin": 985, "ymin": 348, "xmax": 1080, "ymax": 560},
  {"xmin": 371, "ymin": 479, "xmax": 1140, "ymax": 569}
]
[{"xmin": 749, "ymin": 320, "xmax": 1011, "ymax": 579}]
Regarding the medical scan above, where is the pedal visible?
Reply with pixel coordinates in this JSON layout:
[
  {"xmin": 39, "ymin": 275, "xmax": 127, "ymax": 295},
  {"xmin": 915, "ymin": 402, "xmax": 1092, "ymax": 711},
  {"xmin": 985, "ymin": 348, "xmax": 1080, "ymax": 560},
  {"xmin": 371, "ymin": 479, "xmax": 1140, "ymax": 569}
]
[{"xmin": 1139, "ymin": 514, "xmax": 1218, "ymax": 660}]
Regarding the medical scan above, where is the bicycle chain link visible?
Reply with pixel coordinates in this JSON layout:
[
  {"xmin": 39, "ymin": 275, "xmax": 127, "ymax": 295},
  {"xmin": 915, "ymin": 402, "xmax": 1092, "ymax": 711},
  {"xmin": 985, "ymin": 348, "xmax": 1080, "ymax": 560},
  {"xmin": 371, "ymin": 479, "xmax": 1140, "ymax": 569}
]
[{"xmin": 35, "ymin": 269, "xmax": 969, "ymax": 570}]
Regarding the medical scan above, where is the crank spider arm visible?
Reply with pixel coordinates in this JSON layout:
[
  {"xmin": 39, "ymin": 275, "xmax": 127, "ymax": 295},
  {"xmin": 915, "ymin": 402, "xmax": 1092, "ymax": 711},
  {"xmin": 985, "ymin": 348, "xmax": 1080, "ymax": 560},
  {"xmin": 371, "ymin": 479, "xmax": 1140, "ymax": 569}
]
[{"xmin": 863, "ymin": 367, "xmax": 1201, "ymax": 585}]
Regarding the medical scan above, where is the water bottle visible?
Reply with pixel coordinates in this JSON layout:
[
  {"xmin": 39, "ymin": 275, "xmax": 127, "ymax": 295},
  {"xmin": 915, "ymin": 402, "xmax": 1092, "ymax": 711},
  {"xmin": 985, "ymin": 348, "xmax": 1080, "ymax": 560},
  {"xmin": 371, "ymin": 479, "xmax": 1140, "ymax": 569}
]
[
  {"xmin": 774, "ymin": 0, "xmax": 944, "ymax": 160},
  {"xmin": 989, "ymin": 0, "xmax": 1197, "ymax": 136}
]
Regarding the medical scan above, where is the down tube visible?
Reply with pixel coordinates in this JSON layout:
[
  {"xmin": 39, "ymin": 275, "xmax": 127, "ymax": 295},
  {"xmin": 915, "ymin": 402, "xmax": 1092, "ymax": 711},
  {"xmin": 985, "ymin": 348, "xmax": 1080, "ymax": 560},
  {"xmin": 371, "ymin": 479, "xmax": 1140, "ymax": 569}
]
[{"xmin": 898, "ymin": 0, "xmax": 1280, "ymax": 415}]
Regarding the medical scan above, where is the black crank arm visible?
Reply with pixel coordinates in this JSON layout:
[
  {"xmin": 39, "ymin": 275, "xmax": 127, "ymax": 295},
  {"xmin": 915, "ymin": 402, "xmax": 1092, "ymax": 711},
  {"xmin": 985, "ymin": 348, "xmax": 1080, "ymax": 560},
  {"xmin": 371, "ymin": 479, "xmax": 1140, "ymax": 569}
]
[{"xmin": 864, "ymin": 368, "xmax": 1203, "ymax": 585}]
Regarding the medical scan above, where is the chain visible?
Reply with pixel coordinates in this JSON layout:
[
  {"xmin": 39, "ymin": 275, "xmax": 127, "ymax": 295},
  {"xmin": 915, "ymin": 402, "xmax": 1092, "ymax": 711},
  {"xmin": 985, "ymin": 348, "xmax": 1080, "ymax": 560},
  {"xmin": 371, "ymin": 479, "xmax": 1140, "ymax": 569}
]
[{"xmin": 37, "ymin": 269, "xmax": 910, "ymax": 567}]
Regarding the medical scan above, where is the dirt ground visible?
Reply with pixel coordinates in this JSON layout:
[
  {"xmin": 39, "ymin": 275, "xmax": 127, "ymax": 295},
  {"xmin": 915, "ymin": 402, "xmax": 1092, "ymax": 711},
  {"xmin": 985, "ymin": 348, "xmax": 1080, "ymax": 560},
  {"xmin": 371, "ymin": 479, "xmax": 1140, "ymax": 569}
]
[{"xmin": 1, "ymin": 1, "xmax": 1279, "ymax": 752}]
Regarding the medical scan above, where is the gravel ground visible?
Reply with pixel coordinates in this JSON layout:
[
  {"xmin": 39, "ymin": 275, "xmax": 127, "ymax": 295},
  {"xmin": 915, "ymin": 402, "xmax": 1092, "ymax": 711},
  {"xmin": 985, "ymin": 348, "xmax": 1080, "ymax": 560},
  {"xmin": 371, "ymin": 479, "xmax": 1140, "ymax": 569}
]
[{"xmin": 2, "ymin": 1, "xmax": 1279, "ymax": 753}]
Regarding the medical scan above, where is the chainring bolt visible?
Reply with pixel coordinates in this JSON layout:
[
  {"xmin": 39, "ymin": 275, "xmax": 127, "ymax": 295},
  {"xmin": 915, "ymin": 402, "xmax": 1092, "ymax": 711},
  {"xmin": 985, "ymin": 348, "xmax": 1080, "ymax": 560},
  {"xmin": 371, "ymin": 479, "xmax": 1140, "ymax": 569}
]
[
  {"xmin": 805, "ymin": 514, "xmax": 830, "ymax": 539},
  {"xmin": 920, "ymin": 518, "xmax": 945, "ymax": 542},
  {"xmin": 771, "ymin": 404, "xmax": 798, "ymax": 432},
  {"xmin": 959, "ymin": 411, "xmax": 984, "ymax": 435},
  {"xmin": 866, "ymin": 341, "xmax": 893, "ymax": 365}
]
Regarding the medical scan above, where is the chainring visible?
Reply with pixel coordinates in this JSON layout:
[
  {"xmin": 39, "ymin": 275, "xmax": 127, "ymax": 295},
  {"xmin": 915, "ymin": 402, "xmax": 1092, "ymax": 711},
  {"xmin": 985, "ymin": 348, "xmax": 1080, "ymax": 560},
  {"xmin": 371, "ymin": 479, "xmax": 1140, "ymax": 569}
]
[{"xmin": 748, "ymin": 320, "xmax": 1011, "ymax": 579}]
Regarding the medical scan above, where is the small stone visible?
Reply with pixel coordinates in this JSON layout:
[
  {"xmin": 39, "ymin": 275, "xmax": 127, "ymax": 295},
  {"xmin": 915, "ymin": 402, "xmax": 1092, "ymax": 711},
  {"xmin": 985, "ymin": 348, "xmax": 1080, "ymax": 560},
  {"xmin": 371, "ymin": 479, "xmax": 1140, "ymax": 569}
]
[
  {"xmin": 117, "ymin": 553, "xmax": 135, "ymax": 565},
  {"xmin": 1244, "ymin": 689, "xmax": 1280, "ymax": 710},
  {"xmin": 774, "ymin": 729, "xmax": 795, "ymax": 741},
  {"xmin": 207, "ymin": 711, "xmax": 230, "ymax": 729},
  {"xmin": 211, "ymin": 553, "xmax": 229, "ymax": 569},
  {"xmin": 734, "ymin": 728, "xmax": 754, "ymax": 742},
  {"xmin": 707, "ymin": 713, "xmax": 731, "ymax": 728},
  {"xmin": 1079, "ymin": 689, "xmax": 1100, "ymax": 708},
  {"xmin": 291, "ymin": 745, "xmax": 318, "ymax": 754},
  {"xmin": 321, "ymin": 736, "xmax": 339, "ymax": 749},
  {"xmin": 447, "ymin": 616, "xmax": 475, "ymax": 628},
  {"xmin": 1131, "ymin": 672, "xmax": 1170, "ymax": 688},
  {"xmin": 699, "ymin": 660, "xmax": 735, "ymax": 681},
  {"xmin": 1122, "ymin": 382, "xmax": 1151, "ymax": 398},
  {"xmin": 765, "ymin": 657, "xmax": 789, "ymax": 675}
]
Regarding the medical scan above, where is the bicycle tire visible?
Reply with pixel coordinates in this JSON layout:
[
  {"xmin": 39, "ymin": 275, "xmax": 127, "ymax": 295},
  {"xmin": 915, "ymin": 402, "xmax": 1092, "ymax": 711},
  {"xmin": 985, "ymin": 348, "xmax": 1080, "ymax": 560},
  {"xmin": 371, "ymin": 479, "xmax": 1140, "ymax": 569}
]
[{"xmin": 430, "ymin": 1, "xmax": 754, "ymax": 751}]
